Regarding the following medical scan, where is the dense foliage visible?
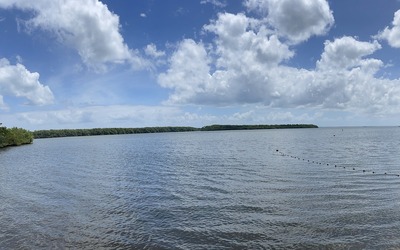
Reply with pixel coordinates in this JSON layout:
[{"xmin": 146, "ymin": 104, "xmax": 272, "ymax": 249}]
[
  {"xmin": 33, "ymin": 124, "xmax": 318, "ymax": 139},
  {"xmin": 33, "ymin": 127, "xmax": 199, "ymax": 139},
  {"xmin": 200, "ymin": 124, "xmax": 318, "ymax": 131},
  {"xmin": 0, "ymin": 125, "xmax": 34, "ymax": 148}
]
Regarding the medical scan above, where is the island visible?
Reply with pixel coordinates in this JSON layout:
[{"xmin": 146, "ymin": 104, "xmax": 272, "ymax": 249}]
[
  {"xmin": 200, "ymin": 124, "xmax": 318, "ymax": 131},
  {"xmin": 32, "ymin": 124, "xmax": 318, "ymax": 139}
]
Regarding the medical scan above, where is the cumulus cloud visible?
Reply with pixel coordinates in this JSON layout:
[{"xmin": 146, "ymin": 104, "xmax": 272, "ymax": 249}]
[
  {"xmin": 158, "ymin": 7, "xmax": 400, "ymax": 115},
  {"xmin": 317, "ymin": 36, "xmax": 382, "ymax": 71},
  {"xmin": 0, "ymin": 58, "xmax": 54, "ymax": 106},
  {"xmin": 158, "ymin": 39, "xmax": 212, "ymax": 104},
  {"xmin": 204, "ymin": 13, "xmax": 294, "ymax": 68},
  {"xmin": 156, "ymin": 4, "xmax": 400, "ymax": 115},
  {"xmin": 0, "ymin": 0, "xmax": 144, "ymax": 71},
  {"xmin": 145, "ymin": 44, "xmax": 166, "ymax": 58},
  {"xmin": 376, "ymin": 10, "xmax": 400, "ymax": 48},
  {"xmin": 245, "ymin": 0, "xmax": 334, "ymax": 43},
  {"xmin": 267, "ymin": 37, "xmax": 400, "ymax": 113},
  {"xmin": 159, "ymin": 13, "xmax": 294, "ymax": 105}
]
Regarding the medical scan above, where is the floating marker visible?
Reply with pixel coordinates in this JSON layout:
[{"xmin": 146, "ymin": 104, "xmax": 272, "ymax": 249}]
[{"xmin": 276, "ymin": 150, "xmax": 400, "ymax": 179}]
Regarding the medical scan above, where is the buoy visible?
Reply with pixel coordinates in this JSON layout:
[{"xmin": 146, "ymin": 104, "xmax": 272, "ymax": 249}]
[{"xmin": 277, "ymin": 150, "xmax": 400, "ymax": 179}]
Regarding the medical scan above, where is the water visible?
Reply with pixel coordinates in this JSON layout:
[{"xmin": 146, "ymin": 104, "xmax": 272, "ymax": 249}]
[{"xmin": 1, "ymin": 127, "xmax": 400, "ymax": 249}]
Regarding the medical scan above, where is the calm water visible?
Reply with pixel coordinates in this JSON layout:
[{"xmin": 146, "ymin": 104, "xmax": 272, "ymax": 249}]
[{"xmin": 1, "ymin": 127, "xmax": 400, "ymax": 249}]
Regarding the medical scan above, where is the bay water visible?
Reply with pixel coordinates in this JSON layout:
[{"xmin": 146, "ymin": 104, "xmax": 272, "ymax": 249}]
[{"xmin": 1, "ymin": 127, "xmax": 400, "ymax": 249}]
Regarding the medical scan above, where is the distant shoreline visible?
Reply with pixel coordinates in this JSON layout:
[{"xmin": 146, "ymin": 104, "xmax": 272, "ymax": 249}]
[{"xmin": 33, "ymin": 124, "xmax": 318, "ymax": 139}]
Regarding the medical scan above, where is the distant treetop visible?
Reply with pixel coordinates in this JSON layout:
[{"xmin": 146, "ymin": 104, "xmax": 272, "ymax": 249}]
[{"xmin": 32, "ymin": 124, "xmax": 318, "ymax": 139}]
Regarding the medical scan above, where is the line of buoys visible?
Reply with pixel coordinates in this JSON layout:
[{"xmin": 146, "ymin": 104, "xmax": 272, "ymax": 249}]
[{"xmin": 275, "ymin": 149, "xmax": 400, "ymax": 177}]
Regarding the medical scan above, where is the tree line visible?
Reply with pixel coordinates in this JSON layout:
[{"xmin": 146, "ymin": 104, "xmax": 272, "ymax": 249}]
[
  {"xmin": 33, "ymin": 126, "xmax": 199, "ymax": 138},
  {"xmin": 32, "ymin": 124, "xmax": 318, "ymax": 139},
  {"xmin": 200, "ymin": 124, "xmax": 318, "ymax": 131},
  {"xmin": 0, "ymin": 124, "xmax": 34, "ymax": 148}
]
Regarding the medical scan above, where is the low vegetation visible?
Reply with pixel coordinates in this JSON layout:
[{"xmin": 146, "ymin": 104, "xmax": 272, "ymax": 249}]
[
  {"xmin": 200, "ymin": 124, "xmax": 318, "ymax": 131},
  {"xmin": 33, "ymin": 127, "xmax": 199, "ymax": 138},
  {"xmin": 33, "ymin": 124, "xmax": 318, "ymax": 139},
  {"xmin": 0, "ymin": 125, "xmax": 34, "ymax": 148}
]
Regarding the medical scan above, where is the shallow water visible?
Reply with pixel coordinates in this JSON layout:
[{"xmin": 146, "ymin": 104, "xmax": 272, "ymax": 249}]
[{"xmin": 1, "ymin": 127, "xmax": 400, "ymax": 249}]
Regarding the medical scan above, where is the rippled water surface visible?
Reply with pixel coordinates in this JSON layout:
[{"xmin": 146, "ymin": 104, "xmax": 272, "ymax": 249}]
[{"xmin": 1, "ymin": 127, "xmax": 400, "ymax": 249}]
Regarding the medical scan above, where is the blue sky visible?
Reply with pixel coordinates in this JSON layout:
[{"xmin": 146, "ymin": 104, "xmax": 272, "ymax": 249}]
[{"xmin": 1, "ymin": 0, "xmax": 400, "ymax": 130}]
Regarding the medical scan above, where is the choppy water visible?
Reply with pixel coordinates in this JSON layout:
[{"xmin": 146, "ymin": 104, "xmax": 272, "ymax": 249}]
[{"xmin": 1, "ymin": 127, "xmax": 400, "ymax": 249}]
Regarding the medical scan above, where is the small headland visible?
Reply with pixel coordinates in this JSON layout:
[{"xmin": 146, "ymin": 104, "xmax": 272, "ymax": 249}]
[
  {"xmin": 0, "ymin": 124, "xmax": 34, "ymax": 148},
  {"xmin": 32, "ymin": 124, "xmax": 318, "ymax": 139}
]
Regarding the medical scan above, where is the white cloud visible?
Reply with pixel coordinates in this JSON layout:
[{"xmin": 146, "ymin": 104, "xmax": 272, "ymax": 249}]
[
  {"xmin": 245, "ymin": 0, "xmax": 334, "ymax": 43},
  {"xmin": 200, "ymin": 0, "xmax": 227, "ymax": 8},
  {"xmin": 140, "ymin": 13, "xmax": 147, "ymax": 18},
  {"xmin": 317, "ymin": 36, "xmax": 382, "ymax": 71},
  {"xmin": 0, "ymin": 95, "xmax": 6, "ymax": 110},
  {"xmin": 145, "ymin": 44, "xmax": 166, "ymax": 58},
  {"xmin": 159, "ymin": 13, "xmax": 295, "ymax": 105},
  {"xmin": 158, "ymin": 39, "xmax": 212, "ymax": 104},
  {"xmin": 204, "ymin": 13, "xmax": 294, "ymax": 68},
  {"xmin": 158, "ymin": 8, "xmax": 400, "ymax": 116},
  {"xmin": 0, "ymin": 0, "xmax": 145, "ymax": 71},
  {"xmin": 0, "ymin": 58, "xmax": 54, "ymax": 106},
  {"xmin": 376, "ymin": 10, "xmax": 400, "ymax": 48}
]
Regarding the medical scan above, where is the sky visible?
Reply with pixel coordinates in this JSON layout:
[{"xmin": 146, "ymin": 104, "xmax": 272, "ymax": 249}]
[{"xmin": 1, "ymin": 0, "xmax": 400, "ymax": 130}]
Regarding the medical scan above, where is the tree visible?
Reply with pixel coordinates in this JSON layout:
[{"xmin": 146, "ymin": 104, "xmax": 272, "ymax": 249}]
[{"xmin": 0, "ymin": 124, "xmax": 33, "ymax": 148}]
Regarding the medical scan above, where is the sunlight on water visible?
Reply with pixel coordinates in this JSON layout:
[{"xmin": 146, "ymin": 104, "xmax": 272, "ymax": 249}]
[{"xmin": 1, "ymin": 127, "xmax": 400, "ymax": 249}]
